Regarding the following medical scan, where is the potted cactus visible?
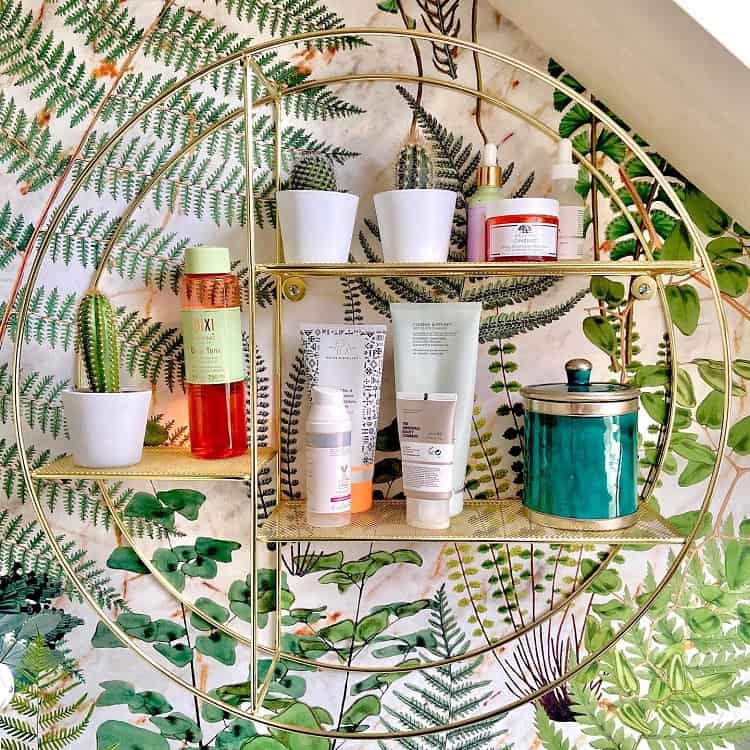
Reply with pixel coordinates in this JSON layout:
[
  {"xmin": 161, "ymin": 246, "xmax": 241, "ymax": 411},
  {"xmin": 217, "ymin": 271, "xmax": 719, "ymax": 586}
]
[
  {"xmin": 374, "ymin": 142, "xmax": 457, "ymax": 262},
  {"xmin": 277, "ymin": 153, "xmax": 359, "ymax": 263},
  {"xmin": 62, "ymin": 290, "xmax": 151, "ymax": 467}
]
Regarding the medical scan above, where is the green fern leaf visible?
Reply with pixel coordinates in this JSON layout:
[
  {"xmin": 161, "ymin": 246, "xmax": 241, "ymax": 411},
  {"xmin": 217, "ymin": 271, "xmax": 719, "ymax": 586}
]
[
  {"xmin": 645, "ymin": 722, "xmax": 750, "ymax": 750},
  {"xmin": 143, "ymin": 5, "xmax": 251, "ymax": 96},
  {"xmin": 396, "ymin": 84, "xmax": 480, "ymax": 201},
  {"xmin": 0, "ymin": 365, "xmax": 69, "ymax": 437},
  {"xmin": 479, "ymin": 288, "xmax": 587, "ymax": 342},
  {"xmin": 416, "ymin": 0, "xmax": 461, "ymax": 79},
  {"xmin": 463, "ymin": 276, "xmax": 561, "ymax": 309},
  {"xmin": 569, "ymin": 681, "xmax": 636, "ymax": 750},
  {"xmin": 280, "ymin": 350, "xmax": 305, "ymax": 499},
  {"xmin": 535, "ymin": 704, "xmax": 572, "ymax": 750},
  {"xmin": 0, "ymin": 510, "xmax": 123, "ymax": 608},
  {"xmin": 1, "ymin": 736, "xmax": 34, "ymax": 749},
  {"xmin": 0, "ymin": 717, "xmax": 36, "ymax": 743},
  {"xmin": 0, "ymin": 93, "xmax": 69, "ymax": 190},
  {"xmin": 48, "ymin": 207, "xmax": 189, "ymax": 294},
  {"xmin": 39, "ymin": 704, "xmax": 93, "ymax": 750},
  {"xmin": 0, "ymin": 1, "xmax": 105, "ymax": 125},
  {"xmin": 382, "ymin": 584, "xmax": 507, "ymax": 749},
  {"xmin": 0, "ymin": 201, "xmax": 33, "ymax": 269},
  {"xmin": 220, "ymin": 0, "xmax": 365, "ymax": 50},
  {"xmin": 5, "ymin": 639, "xmax": 94, "ymax": 750},
  {"xmin": 56, "ymin": 0, "xmax": 143, "ymax": 61}
]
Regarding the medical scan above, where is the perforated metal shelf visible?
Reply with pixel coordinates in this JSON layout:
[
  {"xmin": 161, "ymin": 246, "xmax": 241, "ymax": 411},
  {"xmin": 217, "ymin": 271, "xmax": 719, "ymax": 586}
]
[
  {"xmin": 33, "ymin": 447, "xmax": 276, "ymax": 482},
  {"xmin": 257, "ymin": 497, "xmax": 685, "ymax": 544},
  {"xmin": 256, "ymin": 260, "xmax": 700, "ymax": 278}
]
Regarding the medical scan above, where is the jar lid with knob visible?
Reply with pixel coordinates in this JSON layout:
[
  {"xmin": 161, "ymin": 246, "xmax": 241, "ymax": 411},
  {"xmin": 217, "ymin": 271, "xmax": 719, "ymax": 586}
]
[{"xmin": 521, "ymin": 359, "xmax": 639, "ymax": 416}]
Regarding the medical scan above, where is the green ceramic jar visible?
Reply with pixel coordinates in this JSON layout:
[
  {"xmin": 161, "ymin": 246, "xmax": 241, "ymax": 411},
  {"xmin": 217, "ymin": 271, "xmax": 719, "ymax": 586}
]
[{"xmin": 520, "ymin": 358, "xmax": 639, "ymax": 531}]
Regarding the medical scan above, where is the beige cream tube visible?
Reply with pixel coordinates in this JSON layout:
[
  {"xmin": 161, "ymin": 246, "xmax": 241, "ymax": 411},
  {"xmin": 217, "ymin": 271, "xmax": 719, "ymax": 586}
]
[{"xmin": 396, "ymin": 392, "xmax": 458, "ymax": 530}]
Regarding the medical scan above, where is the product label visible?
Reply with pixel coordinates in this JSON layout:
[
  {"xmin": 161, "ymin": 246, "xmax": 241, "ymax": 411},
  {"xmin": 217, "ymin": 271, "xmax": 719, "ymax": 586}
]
[
  {"xmin": 558, "ymin": 206, "xmax": 585, "ymax": 259},
  {"xmin": 397, "ymin": 395, "xmax": 456, "ymax": 500},
  {"xmin": 409, "ymin": 321, "xmax": 456, "ymax": 357},
  {"xmin": 487, "ymin": 219, "xmax": 558, "ymax": 259},
  {"xmin": 305, "ymin": 432, "xmax": 352, "ymax": 514},
  {"xmin": 182, "ymin": 307, "xmax": 244, "ymax": 385},
  {"xmin": 401, "ymin": 441, "xmax": 455, "ymax": 463},
  {"xmin": 402, "ymin": 461, "xmax": 453, "ymax": 495}
]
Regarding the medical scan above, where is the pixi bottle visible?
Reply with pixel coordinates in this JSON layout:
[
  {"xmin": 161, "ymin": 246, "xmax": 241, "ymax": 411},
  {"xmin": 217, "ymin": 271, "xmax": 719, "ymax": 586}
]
[
  {"xmin": 180, "ymin": 246, "xmax": 247, "ymax": 459},
  {"xmin": 305, "ymin": 387, "xmax": 352, "ymax": 527},
  {"xmin": 551, "ymin": 138, "xmax": 586, "ymax": 260},
  {"xmin": 466, "ymin": 142, "xmax": 502, "ymax": 261}
]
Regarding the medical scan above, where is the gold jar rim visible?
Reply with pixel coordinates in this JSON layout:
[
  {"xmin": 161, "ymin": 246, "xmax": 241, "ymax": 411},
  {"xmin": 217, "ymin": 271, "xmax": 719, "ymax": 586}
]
[
  {"xmin": 520, "ymin": 383, "xmax": 640, "ymax": 404},
  {"xmin": 523, "ymin": 397, "xmax": 639, "ymax": 417}
]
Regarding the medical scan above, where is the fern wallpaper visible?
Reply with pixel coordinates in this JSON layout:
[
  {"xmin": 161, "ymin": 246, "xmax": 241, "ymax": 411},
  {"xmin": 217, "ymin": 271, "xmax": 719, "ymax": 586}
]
[{"xmin": 1, "ymin": 1, "xmax": 750, "ymax": 748}]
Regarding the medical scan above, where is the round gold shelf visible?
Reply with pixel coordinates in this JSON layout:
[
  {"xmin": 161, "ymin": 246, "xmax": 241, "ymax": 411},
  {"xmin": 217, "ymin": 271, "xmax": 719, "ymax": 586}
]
[{"xmin": 12, "ymin": 27, "xmax": 731, "ymax": 740}]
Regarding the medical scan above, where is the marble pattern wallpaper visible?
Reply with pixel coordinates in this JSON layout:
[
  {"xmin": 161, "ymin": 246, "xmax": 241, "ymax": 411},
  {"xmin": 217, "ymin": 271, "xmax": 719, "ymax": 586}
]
[{"xmin": 0, "ymin": 1, "xmax": 749, "ymax": 748}]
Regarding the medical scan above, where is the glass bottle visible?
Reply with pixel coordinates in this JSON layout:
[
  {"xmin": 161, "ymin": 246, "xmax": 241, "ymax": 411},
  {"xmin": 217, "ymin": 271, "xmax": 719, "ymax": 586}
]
[
  {"xmin": 466, "ymin": 142, "xmax": 502, "ymax": 261},
  {"xmin": 180, "ymin": 246, "xmax": 247, "ymax": 459}
]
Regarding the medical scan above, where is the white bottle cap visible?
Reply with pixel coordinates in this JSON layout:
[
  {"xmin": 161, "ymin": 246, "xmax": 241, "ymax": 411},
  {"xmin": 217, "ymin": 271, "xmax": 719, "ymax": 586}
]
[
  {"xmin": 311, "ymin": 386, "xmax": 345, "ymax": 407},
  {"xmin": 489, "ymin": 197, "xmax": 559, "ymax": 217},
  {"xmin": 481, "ymin": 142, "xmax": 498, "ymax": 167},
  {"xmin": 406, "ymin": 497, "xmax": 451, "ymax": 529},
  {"xmin": 551, "ymin": 138, "xmax": 579, "ymax": 181}
]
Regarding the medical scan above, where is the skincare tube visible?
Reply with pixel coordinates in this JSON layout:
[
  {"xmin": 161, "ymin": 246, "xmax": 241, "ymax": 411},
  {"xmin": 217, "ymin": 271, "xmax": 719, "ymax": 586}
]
[
  {"xmin": 397, "ymin": 392, "xmax": 457, "ymax": 529},
  {"xmin": 391, "ymin": 302, "xmax": 481, "ymax": 516},
  {"xmin": 300, "ymin": 324, "xmax": 387, "ymax": 513}
]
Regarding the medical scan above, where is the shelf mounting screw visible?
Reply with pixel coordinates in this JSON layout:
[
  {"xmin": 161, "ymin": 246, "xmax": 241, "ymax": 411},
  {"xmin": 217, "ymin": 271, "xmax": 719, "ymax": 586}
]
[
  {"xmin": 282, "ymin": 276, "xmax": 306, "ymax": 302},
  {"xmin": 631, "ymin": 275, "xmax": 656, "ymax": 301}
]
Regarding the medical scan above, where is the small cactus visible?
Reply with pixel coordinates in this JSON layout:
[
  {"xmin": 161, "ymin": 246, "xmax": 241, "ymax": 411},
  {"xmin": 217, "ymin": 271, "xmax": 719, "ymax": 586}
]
[
  {"xmin": 395, "ymin": 143, "xmax": 433, "ymax": 189},
  {"xmin": 77, "ymin": 290, "xmax": 120, "ymax": 393},
  {"xmin": 289, "ymin": 154, "xmax": 337, "ymax": 191}
]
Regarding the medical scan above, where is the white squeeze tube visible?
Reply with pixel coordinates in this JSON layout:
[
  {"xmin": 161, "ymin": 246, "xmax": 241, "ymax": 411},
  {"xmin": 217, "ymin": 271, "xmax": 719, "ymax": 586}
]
[
  {"xmin": 391, "ymin": 302, "xmax": 482, "ymax": 516},
  {"xmin": 397, "ymin": 392, "xmax": 458, "ymax": 529},
  {"xmin": 300, "ymin": 324, "xmax": 387, "ymax": 514}
]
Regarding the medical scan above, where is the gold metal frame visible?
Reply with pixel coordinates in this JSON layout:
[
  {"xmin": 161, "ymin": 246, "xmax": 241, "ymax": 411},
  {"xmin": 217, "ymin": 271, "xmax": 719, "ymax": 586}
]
[{"xmin": 12, "ymin": 27, "xmax": 731, "ymax": 739}]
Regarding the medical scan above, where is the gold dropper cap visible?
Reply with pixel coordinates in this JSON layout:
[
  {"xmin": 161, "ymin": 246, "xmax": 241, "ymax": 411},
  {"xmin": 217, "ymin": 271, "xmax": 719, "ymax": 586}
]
[
  {"xmin": 477, "ymin": 142, "xmax": 501, "ymax": 187},
  {"xmin": 477, "ymin": 164, "xmax": 501, "ymax": 187}
]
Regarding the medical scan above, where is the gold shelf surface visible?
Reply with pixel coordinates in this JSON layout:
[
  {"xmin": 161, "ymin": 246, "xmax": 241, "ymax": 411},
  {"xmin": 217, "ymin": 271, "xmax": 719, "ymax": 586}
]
[
  {"xmin": 33, "ymin": 447, "xmax": 276, "ymax": 482},
  {"xmin": 256, "ymin": 260, "xmax": 700, "ymax": 278},
  {"xmin": 258, "ymin": 498, "xmax": 685, "ymax": 544}
]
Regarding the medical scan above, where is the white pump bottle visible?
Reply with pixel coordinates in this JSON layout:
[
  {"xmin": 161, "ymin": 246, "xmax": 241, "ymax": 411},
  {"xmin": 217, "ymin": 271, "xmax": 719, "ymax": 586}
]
[{"xmin": 551, "ymin": 139, "xmax": 586, "ymax": 260}]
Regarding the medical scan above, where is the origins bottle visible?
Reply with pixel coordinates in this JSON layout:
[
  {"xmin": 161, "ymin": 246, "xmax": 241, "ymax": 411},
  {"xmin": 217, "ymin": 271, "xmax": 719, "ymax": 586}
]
[
  {"xmin": 180, "ymin": 246, "xmax": 247, "ymax": 459},
  {"xmin": 305, "ymin": 387, "xmax": 352, "ymax": 527},
  {"xmin": 466, "ymin": 143, "xmax": 502, "ymax": 261},
  {"xmin": 551, "ymin": 138, "xmax": 586, "ymax": 259}
]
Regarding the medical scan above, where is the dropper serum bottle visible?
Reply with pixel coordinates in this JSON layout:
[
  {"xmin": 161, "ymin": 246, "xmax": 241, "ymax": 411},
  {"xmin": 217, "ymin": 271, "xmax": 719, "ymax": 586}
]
[
  {"xmin": 466, "ymin": 143, "xmax": 502, "ymax": 261},
  {"xmin": 180, "ymin": 246, "xmax": 247, "ymax": 459}
]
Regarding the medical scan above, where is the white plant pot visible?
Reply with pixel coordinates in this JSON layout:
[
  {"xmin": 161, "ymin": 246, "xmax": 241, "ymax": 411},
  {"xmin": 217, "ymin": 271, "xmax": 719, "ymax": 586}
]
[
  {"xmin": 62, "ymin": 389, "xmax": 151, "ymax": 468},
  {"xmin": 374, "ymin": 189, "xmax": 457, "ymax": 263},
  {"xmin": 278, "ymin": 190, "xmax": 359, "ymax": 263}
]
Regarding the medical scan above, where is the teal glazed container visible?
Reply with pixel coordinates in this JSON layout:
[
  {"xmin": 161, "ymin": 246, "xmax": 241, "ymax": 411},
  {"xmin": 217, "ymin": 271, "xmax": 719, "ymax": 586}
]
[{"xmin": 521, "ymin": 359, "xmax": 639, "ymax": 530}]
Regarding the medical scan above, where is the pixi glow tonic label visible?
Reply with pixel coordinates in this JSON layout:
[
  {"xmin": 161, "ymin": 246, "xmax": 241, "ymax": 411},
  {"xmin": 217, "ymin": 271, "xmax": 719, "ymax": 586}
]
[{"xmin": 182, "ymin": 307, "xmax": 244, "ymax": 384}]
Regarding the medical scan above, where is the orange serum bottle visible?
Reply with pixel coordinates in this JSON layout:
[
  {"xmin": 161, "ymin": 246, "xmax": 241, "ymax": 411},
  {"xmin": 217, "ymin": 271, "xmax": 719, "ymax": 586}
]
[{"xmin": 180, "ymin": 246, "xmax": 247, "ymax": 459}]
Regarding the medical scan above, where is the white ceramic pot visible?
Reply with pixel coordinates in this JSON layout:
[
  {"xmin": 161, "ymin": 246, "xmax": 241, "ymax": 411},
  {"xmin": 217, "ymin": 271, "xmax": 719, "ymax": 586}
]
[
  {"xmin": 277, "ymin": 190, "xmax": 359, "ymax": 263},
  {"xmin": 374, "ymin": 189, "xmax": 457, "ymax": 263},
  {"xmin": 62, "ymin": 389, "xmax": 151, "ymax": 468}
]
